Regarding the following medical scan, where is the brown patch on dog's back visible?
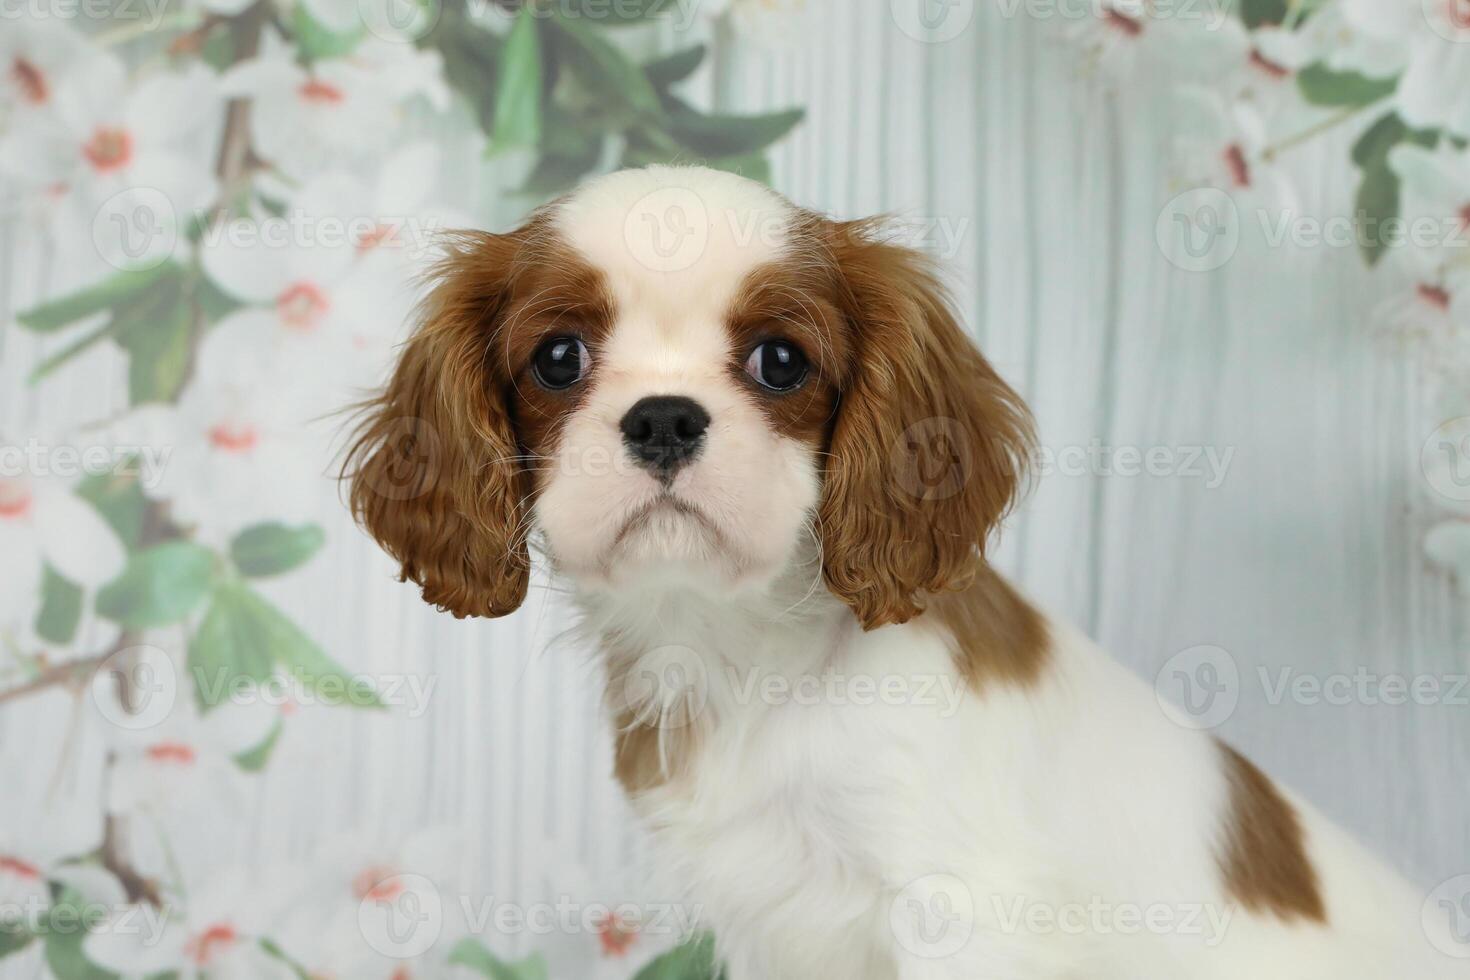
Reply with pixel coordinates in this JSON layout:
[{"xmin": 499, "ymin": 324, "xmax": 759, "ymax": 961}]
[
  {"xmin": 1216, "ymin": 742, "xmax": 1327, "ymax": 925},
  {"xmin": 925, "ymin": 563, "xmax": 1051, "ymax": 692}
]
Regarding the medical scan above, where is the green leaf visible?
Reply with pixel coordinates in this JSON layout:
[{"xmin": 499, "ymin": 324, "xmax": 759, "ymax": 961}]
[
  {"xmin": 561, "ymin": 0, "xmax": 675, "ymax": 24},
  {"xmin": 550, "ymin": 14, "xmax": 664, "ymax": 120},
  {"xmin": 1349, "ymin": 112, "xmax": 1440, "ymax": 266},
  {"xmin": 116, "ymin": 282, "xmax": 194, "ymax": 405},
  {"xmin": 190, "ymin": 583, "xmax": 280, "ymax": 711},
  {"xmin": 198, "ymin": 584, "xmax": 382, "ymax": 709},
  {"xmin": 229, "ymin": 523, "xmax": 326, "ymax": 578},
  {"xmin": 0, "ymin": 918, "xmax": 33, "ymax": 961},
  {"xmin": 425, "ymin": 8, "xmax": 502, "ymax": 135},
  {"xmin": 644, "ymin": 45, "xmax": 705, "ymax": 89},
  {"xmin": 490, "ymin": 8, "xmax": 543, "ymax": 155},
  {"xmin": 96, "ymin": 541, "xmax": 216, "ymax": 629},
  {"xmin": 291, "ymin": 5, "xmax": 363, "ymax": 60},
  {"xmin": 28, "ymin": 317, "xmax": 124, "ymax": 384},
  {"xmin": 76, "ymin": 469, "xmax": 149, "ymax": 550},
  {"xmin": 234, "ymin": 719, "xmax": 283, "ymax": 771},
  {"xmin": 200, "ymin": 22, "xmax": 235, "ymax": 71},
  {"xmin": 663, "ymin": 99, "xmax": 804, "ymax": 157},
  {"xmin": 195, "ymin": 272, "xmax": 244, "ymax": 323},
  {"xmin": 43, "ymin": 890, "xmax": 116, "ymax": 980},
  {"xmin": 633, "ymin": 934, "xmax": 724, "ymax": 980},
  {"xmin": 1351, "ymin": 112, "xmax": 1438, "ymax": 169},
  {"xmin": 16, "ymin": 264, "xmax": 176, "ymax": 333},
  {"xmin": 448, "ymin": 939, "xmax": 548, "ymax": 980},
  {"xmin": 1239, "ymin": 0, "xmax": 1287, "ymax": 27},
  {"xmin": 36, "ymin": 565, "xmax": 84, "ymax": 646},
  {"xmin": 1297, "ymin": 63, "xmax": 1397, "ymax": 107}
]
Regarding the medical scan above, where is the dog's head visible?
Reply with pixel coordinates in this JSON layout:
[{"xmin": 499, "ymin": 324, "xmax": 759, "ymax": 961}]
[{"xmin": 346, "ymin": 166, "xmax": 1032, "ymax": 629}]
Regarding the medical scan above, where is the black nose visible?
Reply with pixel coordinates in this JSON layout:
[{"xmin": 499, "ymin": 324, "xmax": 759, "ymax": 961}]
[{"xmin": 620, "ymin": 395, "xmax": 710, "ymax": 473}]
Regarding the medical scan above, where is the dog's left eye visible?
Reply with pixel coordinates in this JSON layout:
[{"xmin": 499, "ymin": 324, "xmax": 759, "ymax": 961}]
[
  {"xmin": 744, "ymin": 340, "xmax": 808, "ymax": 391},
  {"xmin": 532, "ymin": 336, "xmax": 588, "ymax": 389}
]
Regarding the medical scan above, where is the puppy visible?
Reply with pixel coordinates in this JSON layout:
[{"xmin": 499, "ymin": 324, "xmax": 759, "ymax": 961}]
[{"xmin": 347, "ymin": 165, "xmax": 1461, "ymax": 979}]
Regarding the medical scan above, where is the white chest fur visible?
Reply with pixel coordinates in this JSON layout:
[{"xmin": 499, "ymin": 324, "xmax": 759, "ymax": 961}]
[{"xmin": 589, "ymin": 588, "xmax": 1463, "ymax": 980}]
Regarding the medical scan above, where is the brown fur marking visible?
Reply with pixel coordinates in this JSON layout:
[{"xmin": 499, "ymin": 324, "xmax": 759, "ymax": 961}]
[{"xmin": 1216, "ymin": 742, "xmax": 1328, "ymax": 925}]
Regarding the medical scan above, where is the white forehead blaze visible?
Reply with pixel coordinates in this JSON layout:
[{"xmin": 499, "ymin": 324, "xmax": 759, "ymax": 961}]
[
  {"xmin": 534, "ymin": 167, "xmax": 818, "ymax": 590},
  {"xmin": 551, "ymin": 165, "xmax": 796, "ymax": 383}
]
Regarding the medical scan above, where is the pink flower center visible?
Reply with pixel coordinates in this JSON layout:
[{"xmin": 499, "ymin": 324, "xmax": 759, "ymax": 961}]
[
  {"xmin": 1223, "ymin": 144, "xmax": 1251, "ymax": 188},
  {"xmin": 357, "ymin": 223, "xmax": 394, "ymax": 252},
  {"xmin": 1448, "ymin": 0, "xmax": 1470, "ymax": 31},
  {"xmin": 11, "ymin": 57, "xmax": 48, "ymax": 104},
  {"xmin": 146, "ymin": 741, "xmax": 197, "ymax": 765},
  {"xmin": 186, "ymin": 922, "xmax": 238, "ymax": 965},
  {"xmin": 0, "ymin": 855, "xmax": 42, "ymax": 880},
  {"xmin": 277, "ymin": 281, "xmax": 331, "ymax": 331},
  {"xmin": 1419, "ymin": 283, "xmax": 1452, "ymax": 311},
  {"xmin": 82, "ymin": 127, "xmax": 134, "ymax": 173},
  {"xmin": 1249, "ymin": 49, "xmax": 1290, "ymax": 78},
  {"xmin": 299, "ymin": 79, "xmax": 345, "ymax": 104},
  {"xmin": 353, "ymin": 866, "xmax": 403, "ymax": 902},
  {"xmin": 1103, "ymin": 8, "xmax": 1143, "ymax": 36},
  {"xmin": 1459, "ymin": 203, "xmax": 1470, "ymax": 231},
  {"xmin": 208, "ymin": 422, "xmax": 260, "ymax": 454},
  {"xmin": 0, "ymin": 481, "xmax": 33, "ymax": 520},
  {"xmin": 596, "ymin": 910, "xmax": 638, "ymax": 957}
]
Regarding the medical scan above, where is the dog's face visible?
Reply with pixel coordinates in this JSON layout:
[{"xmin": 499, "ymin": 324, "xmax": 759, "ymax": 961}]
[{"xmin": 347, "ymin": 166, "xmax": 1033, "ymax": 629}]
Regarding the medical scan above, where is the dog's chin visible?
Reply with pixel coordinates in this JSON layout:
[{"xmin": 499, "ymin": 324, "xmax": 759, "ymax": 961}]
[{"xmin": 554, "ymin": 496, "xmax": 775, "ymax": 595}]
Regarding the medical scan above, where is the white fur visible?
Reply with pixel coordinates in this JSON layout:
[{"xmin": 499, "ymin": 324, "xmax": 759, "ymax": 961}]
[{"xmin": 535, "ymin": 167, "xmax": 1464, "ymax": 979}]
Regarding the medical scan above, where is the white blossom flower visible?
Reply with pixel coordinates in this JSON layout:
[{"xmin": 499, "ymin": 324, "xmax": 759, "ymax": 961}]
[
  {"xmin": 0, "ymin": 469, "xmax": 126, "ymax": 635},
  {"xmin": 84, "ymin": 868, "xmax": 297, "ymax": 980},
  {"xmin": 1170, "ymin": 87, "xmax": 1297, "ymax": 212},
  {"xmin": 1342, "ymin": 0, "xmax": 1470, "ymax": 136},
  {"xmin": 1255, "ymin": 3, "xmax": 1407, "ymax": 80},
  {"xmin": 1061, "ymin": 1, "xmax": 1248, "ymax": 84},
  {"xmin": 0, "ymin": 54, "xmax": 219, "ymax": 270},
  {"xmin": 0, "ymin": 768, "xmax": 112, "ymax": 915},
  {"xmin": 222, "ymin": 30, "xmax": 446, "ymax": 181},
  {"xmin": 103, "ymin": 690, "xmax": 279, "ymax": 816},
  {"xmin": 0, "ymin": 20, "xmax": 88, "ymax": 125},
  {"xmin": 143, "ymin": 352, "xmax": 326, "ymax": 543}
]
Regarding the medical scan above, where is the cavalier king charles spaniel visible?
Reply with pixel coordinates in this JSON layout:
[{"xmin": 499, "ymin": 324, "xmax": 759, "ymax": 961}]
[{"xmin": 347, "ymin": 166, "xmax": 1457, "ymax": 979}]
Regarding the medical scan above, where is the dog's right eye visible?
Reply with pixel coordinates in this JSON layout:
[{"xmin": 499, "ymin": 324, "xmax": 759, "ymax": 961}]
[{"xmin": 532, "ymin": 336, "xmax": 588, "ymax": 390}]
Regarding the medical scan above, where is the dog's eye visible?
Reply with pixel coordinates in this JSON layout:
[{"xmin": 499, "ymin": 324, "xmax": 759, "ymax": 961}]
[
  {"xmin": 744, "ymin": 340, "xmax": 808, "ymax": 392},
  {"xmin": 532, "ymin": 336, "xmax": 588, "ymax": 390}
]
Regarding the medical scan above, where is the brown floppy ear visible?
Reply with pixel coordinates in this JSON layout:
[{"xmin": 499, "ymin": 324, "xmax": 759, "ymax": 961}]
[
  {"xmin": 817, "ymin": 219, "xmax": 1035, "ymax": 630},
  {"xmin": 344, "ymin": 230, "xmax": 530, "ymax": 619}
]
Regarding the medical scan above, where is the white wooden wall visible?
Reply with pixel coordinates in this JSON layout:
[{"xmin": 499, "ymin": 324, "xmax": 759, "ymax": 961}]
[{"xmin": 2, "ymin": 0, "xmax": 1466, "ymax": 967}]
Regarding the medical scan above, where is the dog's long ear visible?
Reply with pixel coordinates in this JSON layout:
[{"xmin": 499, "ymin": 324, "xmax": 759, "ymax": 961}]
[
  {"xmin": 345, "ymin": 230, "xmax": 531, "ymax": 619},
  {"xmin": 817, "ymin": 219, "xmax": 1035, "ymax": 630}
]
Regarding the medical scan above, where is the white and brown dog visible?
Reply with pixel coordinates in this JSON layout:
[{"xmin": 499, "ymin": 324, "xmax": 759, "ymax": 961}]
[{"xmin": 347, "ymin": 165, "xmax": 1460, "ymax": 979}]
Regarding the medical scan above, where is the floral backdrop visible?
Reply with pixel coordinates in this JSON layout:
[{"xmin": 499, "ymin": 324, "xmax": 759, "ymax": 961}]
[{"xmin": 2, "ymin": 0, "xmax": 1469, "ymax": 977}]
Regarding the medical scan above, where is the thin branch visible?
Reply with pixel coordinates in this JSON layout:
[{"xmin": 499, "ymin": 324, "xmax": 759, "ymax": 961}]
[{"xmin": 0, "ymin": 653, "xmax": 108, "ymax": 705}]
